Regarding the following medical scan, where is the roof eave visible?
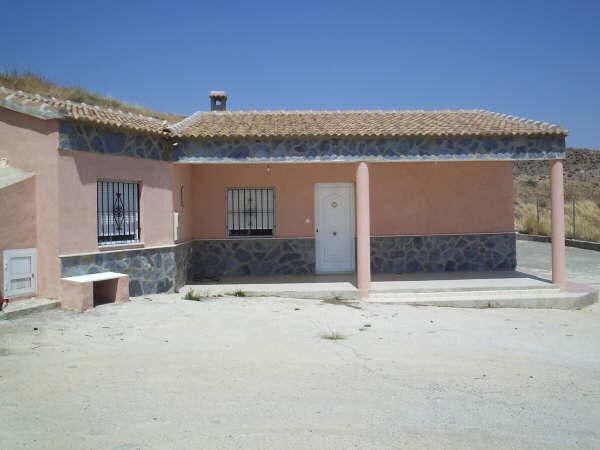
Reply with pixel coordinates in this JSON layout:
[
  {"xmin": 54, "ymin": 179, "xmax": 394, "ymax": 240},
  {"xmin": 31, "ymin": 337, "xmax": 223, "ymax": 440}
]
[
  {"xmin": 0, "ymin": 97, "xmax": 64, "ymax": 121},
  {"xmin": 175, "ymin": 131, "xmax": 568, "ymax": 141},
  {"xmin": 61, "ymin": 117, "xmax": 173, "ymax": 138}
]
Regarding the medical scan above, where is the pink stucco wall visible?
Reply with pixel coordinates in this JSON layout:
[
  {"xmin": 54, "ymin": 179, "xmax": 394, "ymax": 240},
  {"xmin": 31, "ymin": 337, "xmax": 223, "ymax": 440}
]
[
  {"xmin": 58, "ymin": 150, "xmax": 178, "ymax": 255},
  {"xmin": 0, "ymin": 109, "xmax": 60, "ymax": 298},
  {"xmin": 191, "ymin": 163, "xmax": 356, "ymax": 238},
  {"xmin": 0, "ymin": 175, "xmax": 37, "ymax": 298},
  {"xmin": 370, "ymin": 161, "xmax": 514, "ymax": 235},
  {"xmin": 190, "ymin": 162, "xmax": 513, "ymax": 239}
]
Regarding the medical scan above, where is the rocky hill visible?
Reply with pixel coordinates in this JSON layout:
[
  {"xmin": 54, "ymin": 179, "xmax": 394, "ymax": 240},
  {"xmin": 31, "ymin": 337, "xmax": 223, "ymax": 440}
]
[
  {"xmin": 514, "ymin": 148, "xmax": 600, "ymax": 240},
  {"xmin": 514, "ymin": 148, "xmax": 600, "ymax": 203}
]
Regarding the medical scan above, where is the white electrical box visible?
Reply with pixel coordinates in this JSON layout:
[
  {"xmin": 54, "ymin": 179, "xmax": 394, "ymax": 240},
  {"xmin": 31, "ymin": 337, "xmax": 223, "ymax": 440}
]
[
  {"xmin": 173, "ymin": 212, "xmax": 180, "ymax": 242},
  {"xmin": 3, "ymin": 248, "xmax": 37, "ymax": 299}
]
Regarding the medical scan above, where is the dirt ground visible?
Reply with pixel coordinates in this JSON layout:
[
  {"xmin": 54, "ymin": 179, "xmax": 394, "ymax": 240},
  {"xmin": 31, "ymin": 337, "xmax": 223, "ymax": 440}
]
[{"xmin": 1, "ymin": 292, "xmax": 599, "ymax": 449}]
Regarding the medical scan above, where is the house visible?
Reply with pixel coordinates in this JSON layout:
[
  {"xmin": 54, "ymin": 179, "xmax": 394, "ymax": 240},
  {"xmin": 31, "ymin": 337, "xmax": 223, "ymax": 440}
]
[{"xmin": 0, "ymin": 87, "xmax": 568, "ymax": 303}]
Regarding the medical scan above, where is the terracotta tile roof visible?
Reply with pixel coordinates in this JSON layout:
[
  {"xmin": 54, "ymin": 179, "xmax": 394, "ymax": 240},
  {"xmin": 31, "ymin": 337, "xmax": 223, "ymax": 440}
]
[
  {"xmin": 1, "ymin": 86, "xmax": 568, "ymax": 139},
  {"xmin": 0, "ymin": 86, "xmax": 172, "ymax": 135},
  {"xmin": 172, "ymin": 110, "xmax": 568, "ymax": 139}
]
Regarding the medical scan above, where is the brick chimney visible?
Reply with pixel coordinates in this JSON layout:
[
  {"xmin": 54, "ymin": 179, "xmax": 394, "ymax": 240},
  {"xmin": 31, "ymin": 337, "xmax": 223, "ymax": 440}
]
[{"xmin": 209, "ymin": 91, "xmax": 227, "ymax": 111}]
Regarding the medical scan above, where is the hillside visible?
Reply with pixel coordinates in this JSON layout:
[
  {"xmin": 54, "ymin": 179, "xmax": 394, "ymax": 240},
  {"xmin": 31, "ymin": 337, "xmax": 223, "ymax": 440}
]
[
  {"xmin": 0, "ymin": 71, "xmax": 182, "ymax": 122},
  {"xmin": 514, "ymin": 148, "xmax": 600, "ymax": 241}
]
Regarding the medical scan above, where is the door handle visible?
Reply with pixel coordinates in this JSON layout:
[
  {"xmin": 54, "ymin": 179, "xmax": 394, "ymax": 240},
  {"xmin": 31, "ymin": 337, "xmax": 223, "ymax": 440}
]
[{"xmin": 332, "ymin": 231, "xmax": 337, "ymax": 236}]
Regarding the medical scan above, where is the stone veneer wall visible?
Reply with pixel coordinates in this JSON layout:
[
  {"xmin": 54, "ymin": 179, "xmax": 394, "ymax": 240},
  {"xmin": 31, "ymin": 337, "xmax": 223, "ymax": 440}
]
[
  {"xmin": 370, "ymin": 233, "xmax": 516, "ymax": 274},
  {"xmin": 190, "ymin": 233, "xmax": 516, "ymax": 280},
  {"xmin": 174, "ymin": 135, "xmax": 565, "ymax": 163},
  {"xmin": 59, "ymin": 121, "xmax": 169, "ymax": 160},
  {"xmin": 58, "ymin": 121, "xmax": 565, "ymax": 163},
  {"xmin": 60, "ymin": 244, "xmax": 186, "ymax": 297},
  {"xmin": 189, "ymin": 238, "xmax": 315, "ymax": 280},
  {"xmin": 60, "ymin": 233, "xmax": 515, "ymax": 296},
  {"xmin": 59, "ymin": 238, "xmax": 315, "ymax": 295},
  {"xmin": 174, "ymin": 241, "xmax": 194, "ymax": 288}
]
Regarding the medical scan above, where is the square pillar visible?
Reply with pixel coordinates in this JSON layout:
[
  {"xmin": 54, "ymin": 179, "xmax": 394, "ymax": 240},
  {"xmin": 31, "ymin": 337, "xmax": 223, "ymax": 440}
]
[
  {"xmin": 550, "ymin": 159, "xmax": 566, "ymax": 288},
  {"xmin": 356, "ymin": 162, "xmax": 371, "ymax": 298}
]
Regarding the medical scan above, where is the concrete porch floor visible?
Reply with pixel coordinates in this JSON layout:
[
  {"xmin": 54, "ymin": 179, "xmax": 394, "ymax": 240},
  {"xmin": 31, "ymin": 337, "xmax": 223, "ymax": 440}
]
[{"xmin": 184, "ymin": 270, "xmax": 598, "ymax": 309}]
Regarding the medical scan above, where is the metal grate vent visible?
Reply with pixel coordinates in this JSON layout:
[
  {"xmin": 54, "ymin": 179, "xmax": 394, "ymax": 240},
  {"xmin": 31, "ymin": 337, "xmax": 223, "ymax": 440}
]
[
  {"xmin": 97, "ymin": 181, "xmax": 140, "ymax": 245},
  {"xmin": 226, "ymin": 188, "xmax": 274, "ymax": 237}
]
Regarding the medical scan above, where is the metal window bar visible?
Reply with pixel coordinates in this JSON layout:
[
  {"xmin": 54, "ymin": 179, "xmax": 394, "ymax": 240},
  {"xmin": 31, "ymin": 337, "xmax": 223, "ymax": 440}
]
[
  {"xmin": 227, "ymin": 188, "xmax": 274, "ymax": 237},
  {"xmin": 97, "ymin": 181, "xmax": 140, "ymax": 245}
]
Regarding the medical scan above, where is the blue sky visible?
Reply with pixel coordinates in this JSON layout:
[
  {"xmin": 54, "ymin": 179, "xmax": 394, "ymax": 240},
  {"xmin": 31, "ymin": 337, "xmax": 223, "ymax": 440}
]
[{"xmin": 1, "ymin": 0, "xmax": 599, "ymax": 147}]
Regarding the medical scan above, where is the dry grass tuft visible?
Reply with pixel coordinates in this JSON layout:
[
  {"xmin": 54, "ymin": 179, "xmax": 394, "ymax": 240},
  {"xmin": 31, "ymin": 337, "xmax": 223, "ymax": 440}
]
[
  {"xmin": 564, "ymin": 200, "xmax": 600, "ymax": 241},
  {"xmin": 321, "ymin": 330, "xmax": 346, "ymax": 341},
  {"xmin": 183, "ymin": 289, "xmax": 207, "ymax": 301},
  {"xmin": 515, "ymin": 200, "xmax": 600, "ymax": 242}
]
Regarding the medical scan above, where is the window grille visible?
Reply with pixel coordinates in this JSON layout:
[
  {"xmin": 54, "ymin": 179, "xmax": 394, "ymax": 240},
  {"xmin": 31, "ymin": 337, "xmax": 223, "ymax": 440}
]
[
  {"xmin": 97, "ymin": 181, "xmax": 140, "ymax": 245},
  {"xmin": 226, "ymin": 188, "xmax": 274, "ymax": 237}
]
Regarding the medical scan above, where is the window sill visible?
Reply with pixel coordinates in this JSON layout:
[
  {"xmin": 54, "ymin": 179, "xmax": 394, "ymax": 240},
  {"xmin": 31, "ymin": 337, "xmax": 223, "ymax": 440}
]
[
  {"xmin": 98, "ymin": 242, "xmax": 145, "ymax": 252},
  {"xmin": 227, "ymin": 235, "xmax": 275, "ymax": 239}
]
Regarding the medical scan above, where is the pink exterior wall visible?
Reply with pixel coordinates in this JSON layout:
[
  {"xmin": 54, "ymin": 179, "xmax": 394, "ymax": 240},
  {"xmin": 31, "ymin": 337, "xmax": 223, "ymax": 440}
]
[
  {"xmin": 191, "ymin": 162, "xmax": 513, "ymax": 239},
  {"xmin": 58, "ymin": 150, "xmax": 177, "ymax": 255},
  {"xmin": 371, "ymin": 161, "xmax": 514, "ymax": 235},
  {"xmin": 191, "ymin": 164, "xmax": 356, "ymax": 238},
  {"xmin": 0, "ymin": 175, "xmax": 37, "ymax": 298},
  {"xmin": 0, "ymin": 109, "xmax": 60, "ymax": 298}
]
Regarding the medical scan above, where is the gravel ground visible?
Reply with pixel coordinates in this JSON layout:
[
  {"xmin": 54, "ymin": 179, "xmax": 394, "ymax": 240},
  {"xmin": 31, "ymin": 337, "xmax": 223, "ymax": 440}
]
[{"xmin": 1, "ymin": 292, "xmax": 600, "ymax": 449}]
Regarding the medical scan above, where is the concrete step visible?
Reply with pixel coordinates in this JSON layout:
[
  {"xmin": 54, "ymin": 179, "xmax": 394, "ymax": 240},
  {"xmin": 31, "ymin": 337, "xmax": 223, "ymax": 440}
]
[
  {"xmin": 367, "ymin": 289, "xmax": 596, "ymax": 309},
  {"xmin": 182, "ymin": 284, "xmax": 360, "ymax": 301},
  {"xmin": 370, "ymin": 280, "xmax": 558, "ymax": 294},
  {"xmin": 370, "ymin": 288, "xmax": 561, "ymax": 299},
  {"xmin": 0, "ymin": 298, "xmax": 60, "ymax": 320}
]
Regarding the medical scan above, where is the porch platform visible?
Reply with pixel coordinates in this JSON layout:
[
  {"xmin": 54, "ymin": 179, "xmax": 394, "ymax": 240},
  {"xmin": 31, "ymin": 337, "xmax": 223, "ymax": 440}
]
[{"xmin": 184, "ymin": 271, "xmax": 598, "ymax": 309}]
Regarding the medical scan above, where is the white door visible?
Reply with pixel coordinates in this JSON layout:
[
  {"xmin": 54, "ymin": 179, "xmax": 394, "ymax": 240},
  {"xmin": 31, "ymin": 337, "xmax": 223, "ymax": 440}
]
[
  {"xmin": 315, "ymin": 183, "xmax": 355, "ymax": 273},
  {"xmin": 3, "ymin": 248, "xmax": 36, "ymax": 298}
]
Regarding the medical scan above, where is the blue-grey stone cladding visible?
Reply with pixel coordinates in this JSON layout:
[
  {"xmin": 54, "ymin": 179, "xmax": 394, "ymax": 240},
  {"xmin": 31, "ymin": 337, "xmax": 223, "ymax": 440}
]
[
  {"xmin": 60, "ymin": 233, "xmax": 515, "ymax": 295},
  {"xmin": 58, "ymin": 121, "xmax": 565, "ymax": 163},
  {"xmin": 174, "ymin": 242, "xmax": 194, "ymax": 289},
  {"xmin": 371, "ymin": 233, "xmax": 516, "ymax": 273},
  {"xmin": 61, "ymin": 245, "xmax": 186, "ymax": 297},
  {"xmin": 189, "ymin": 238, "xmax": 315, "ymax": 280},
  {"xmin": 174, "ymin": 136, "xmax": 565, "ymax": 163},
  {"xmin": 59, "ymin": 121, "xmax": 169, "ymax": 160}
]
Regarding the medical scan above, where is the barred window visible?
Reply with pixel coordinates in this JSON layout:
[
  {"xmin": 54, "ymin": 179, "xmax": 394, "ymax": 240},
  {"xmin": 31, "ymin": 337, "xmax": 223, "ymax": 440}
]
[
  {"xmin": 97, "ymin": 181, "xmax": 140, "ymax": 246},
  {"xmin": 226, "ymin": 188, "xmax": 274, "ymax": 237}
]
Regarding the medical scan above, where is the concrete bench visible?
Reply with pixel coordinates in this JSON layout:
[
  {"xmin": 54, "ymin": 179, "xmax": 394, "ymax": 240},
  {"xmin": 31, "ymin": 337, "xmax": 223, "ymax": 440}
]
[{"xmin": 60, "ymin": 272, "xmax": 129, "ymax": 311}]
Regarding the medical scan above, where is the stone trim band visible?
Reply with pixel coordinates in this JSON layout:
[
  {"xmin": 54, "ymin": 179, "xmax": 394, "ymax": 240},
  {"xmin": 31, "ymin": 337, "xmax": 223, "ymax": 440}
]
[{"xmin": 59, "ymin": 121, "xmax": 565, "ymax": 163}]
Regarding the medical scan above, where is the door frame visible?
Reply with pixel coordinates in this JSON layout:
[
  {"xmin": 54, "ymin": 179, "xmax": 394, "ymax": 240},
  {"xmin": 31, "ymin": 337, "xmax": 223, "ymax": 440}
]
[
  {"xmin": 314, "ymin": 183, "xmax": 356, "ymax": 274},
  {"xmin": 3, "ymin": 248, "xmax": 37, "ymax": 299}
]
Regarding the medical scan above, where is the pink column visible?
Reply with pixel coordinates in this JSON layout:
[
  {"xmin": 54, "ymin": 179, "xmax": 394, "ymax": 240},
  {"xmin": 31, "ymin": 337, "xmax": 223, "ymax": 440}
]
[
  {"xmin": 356, "ymin": 162, "xmax": 371, "ymax": 299},
  {"xmin": 550, "ymin": 159, "xmax": 566, "ymax": 287}
]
